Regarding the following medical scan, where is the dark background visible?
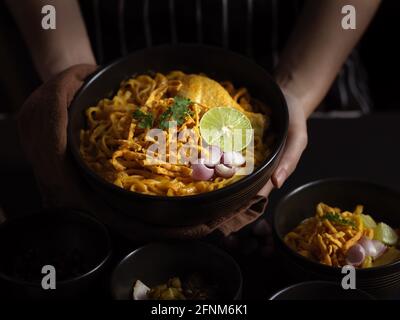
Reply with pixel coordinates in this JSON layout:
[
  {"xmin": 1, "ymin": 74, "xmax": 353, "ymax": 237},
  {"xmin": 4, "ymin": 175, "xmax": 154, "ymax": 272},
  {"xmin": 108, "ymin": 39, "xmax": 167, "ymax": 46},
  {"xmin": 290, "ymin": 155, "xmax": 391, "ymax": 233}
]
[
  {"xmin": 0, "ymin": 1, "xmax": 399, "ymax": 113},
  {"xmin": 358, "ymin": 1, "xmax": 399, "ymax": 110}
]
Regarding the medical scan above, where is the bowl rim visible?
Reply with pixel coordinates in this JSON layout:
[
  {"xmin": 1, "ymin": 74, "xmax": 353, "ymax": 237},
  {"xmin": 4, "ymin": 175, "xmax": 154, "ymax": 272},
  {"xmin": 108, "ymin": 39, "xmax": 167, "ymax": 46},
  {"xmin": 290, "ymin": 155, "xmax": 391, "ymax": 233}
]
[
  {"xmin": 269, "ymin": 280, "xmax": 374, "ymax": 300},
  {"xmin": 110, "ymin": 240, "xmax": 243, "ymax": 300},
  {"xmin": 273, "ymin": 177, "xmax": 400, "ymax": 273},
  {"xmin": 0, "ymin": 208, "xmax": 112, "ymax": 287},
  {"xmin": 68, "ymin": 44, "xmax": 289, "ymax": 201}
]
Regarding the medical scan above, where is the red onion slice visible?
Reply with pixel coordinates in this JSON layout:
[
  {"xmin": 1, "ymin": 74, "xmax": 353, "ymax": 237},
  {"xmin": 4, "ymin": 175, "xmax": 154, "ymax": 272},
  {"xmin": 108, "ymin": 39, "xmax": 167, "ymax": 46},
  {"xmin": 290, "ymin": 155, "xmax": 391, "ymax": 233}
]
[
  {"xmin": 222, "ymin": 151, "xmax": 246, "ymax": 167},
  {"xmin": 371, "ymin": 240, "xmax": 387, "ymax": 259},
  {"xmin": 191, "ymin": 161, "xmax": 215, "ymax": 181},
  {"xmin": 203, "ymin": 146, "xmax": 222, "ymax": 167},
  {"xmin": 358, "ymin": 236, "xmax": 387, "ymax": 259},
  {"xmin": 215, "ymin": 164, "xmax": 236, "ymax": 178},
  {"xmin": 132, "ymin": 280, "xmax": 150, "ymax": 300},
  {"xmin": 201, "ymin": 139, "xmax": 210, "ymax": 148},
  {"xmin": 346, "ymin": 244, "xmax": 366, "ymax": 266},
  {"xmin": 358, "ymin": 236, "xmax": 378, "ymax": 258}
]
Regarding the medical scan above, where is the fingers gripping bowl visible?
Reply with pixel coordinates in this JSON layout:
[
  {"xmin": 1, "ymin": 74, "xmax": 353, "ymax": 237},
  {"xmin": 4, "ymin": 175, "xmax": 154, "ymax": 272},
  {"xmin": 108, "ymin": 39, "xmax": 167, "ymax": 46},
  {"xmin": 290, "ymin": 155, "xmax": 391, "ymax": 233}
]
[{"xmin": 68, "ymin": 45, "xmax": 288, "ymax": 226}]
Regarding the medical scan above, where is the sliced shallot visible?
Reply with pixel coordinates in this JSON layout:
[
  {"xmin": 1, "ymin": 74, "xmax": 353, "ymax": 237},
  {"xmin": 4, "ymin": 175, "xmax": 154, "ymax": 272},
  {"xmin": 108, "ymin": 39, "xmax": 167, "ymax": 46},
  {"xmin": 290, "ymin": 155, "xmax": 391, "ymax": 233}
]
[
  {"xmin": 358, "ymin": 236, "xmax": 377, "ymax": 258},
  {"xmin": 215, "ymin": 164, "xmax": 236, "ymax": 178},
  {"xmin": 132, "ymin": 280, "xmax": 150, "ymax": 300},
  {"xmin": 191, "ymin": 160, "xmax": 215, "ymax": 181},
  {"xmin": 346, "ymin": 244, "xmax": 366, "ymax": 266},
  {"xmin": 203, "ymin": 146, "xmax": 222, "ymax": 167},
  {"xmin": 358, "ymin": 236, "xmax": 387, "ymax": 259},
  {"xmin": 222, "ymin": 151, "xmax": 246, "ymax": 167},
  {"xmin": 371, "ymin": 240, "xmax": 387, "ymax": 259}
]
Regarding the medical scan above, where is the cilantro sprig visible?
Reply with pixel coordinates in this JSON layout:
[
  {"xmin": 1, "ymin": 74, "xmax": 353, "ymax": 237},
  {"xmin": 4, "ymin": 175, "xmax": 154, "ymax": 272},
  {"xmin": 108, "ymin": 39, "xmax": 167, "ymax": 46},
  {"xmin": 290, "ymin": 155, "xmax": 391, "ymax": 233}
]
[
  {"xmin": 323, "ymin": 212, "xmax": 356, "ymax": 228},
  {"xmin": 133, "ymin": 109, "xmax": 154, "ymax": 129},
  {"xmin": 159, "ymin": 96, "xmax": 193, "ymax": 129}
]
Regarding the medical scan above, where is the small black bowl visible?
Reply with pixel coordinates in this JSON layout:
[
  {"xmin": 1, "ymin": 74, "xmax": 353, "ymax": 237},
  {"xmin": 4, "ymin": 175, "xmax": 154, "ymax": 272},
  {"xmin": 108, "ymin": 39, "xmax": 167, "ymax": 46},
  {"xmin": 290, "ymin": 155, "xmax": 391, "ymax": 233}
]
[
  {"xmin": 0, "ymin": 209, "xmax": 112, "ymax": 299},
  {"xmin": 68, "ymin": 44, "xmax": 288, "ymax": 227},
  {"xmin": 270, "ymin": 281, "xmax": 373, "ymax": 300},
  {"xmin": 273, "ymin": 178, "xmax": 400, "ymax": 299},
  {"xmin": 111, "ymin": 241, "xmax": 242, "ymax": 300}
]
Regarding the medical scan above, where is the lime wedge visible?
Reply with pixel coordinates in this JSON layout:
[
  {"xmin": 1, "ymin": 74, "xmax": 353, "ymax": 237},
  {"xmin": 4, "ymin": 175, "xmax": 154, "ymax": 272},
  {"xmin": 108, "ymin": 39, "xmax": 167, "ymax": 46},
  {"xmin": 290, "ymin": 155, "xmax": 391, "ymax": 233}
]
[
  {"xmin": 360, "ymin": 214, "xmax": 377, "ymax": 229},
  {"xmin": 200, "ymin": 107, "xmax": 253, "ymax": 152},
  {"xmin": 374, "ymin": 222, "xmax": 398, "ymax": 245}
]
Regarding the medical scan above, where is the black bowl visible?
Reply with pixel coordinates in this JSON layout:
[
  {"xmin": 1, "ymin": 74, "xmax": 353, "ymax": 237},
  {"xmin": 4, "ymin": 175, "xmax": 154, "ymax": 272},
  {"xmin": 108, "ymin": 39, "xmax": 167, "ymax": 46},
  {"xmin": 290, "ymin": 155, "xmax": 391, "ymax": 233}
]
[
  {"xmin": 111, "ymin": 241, "xmax": 242, "ymax": 300},
  {"xmin": 273, "ymin": 178, "xmax": 400, "ymax": 299},
  {"xmin": 270, "ymin": 281, "xmax": 373, "ymax": 300},
  {"xmin": 68, "ymin": 44, "xmax": 288, "ymax": 226},
  {"xmin": 0, "ymin": 209, "xmax": 112, "ymax": 299}
]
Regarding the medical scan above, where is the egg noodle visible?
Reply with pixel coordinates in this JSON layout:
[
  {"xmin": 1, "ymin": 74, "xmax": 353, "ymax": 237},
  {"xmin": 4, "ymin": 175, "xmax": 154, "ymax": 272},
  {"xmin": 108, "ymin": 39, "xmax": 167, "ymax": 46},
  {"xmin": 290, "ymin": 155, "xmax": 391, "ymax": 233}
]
[{"xmin": 79, "ymin": 71, "xmax": 270, "ymax": 196}]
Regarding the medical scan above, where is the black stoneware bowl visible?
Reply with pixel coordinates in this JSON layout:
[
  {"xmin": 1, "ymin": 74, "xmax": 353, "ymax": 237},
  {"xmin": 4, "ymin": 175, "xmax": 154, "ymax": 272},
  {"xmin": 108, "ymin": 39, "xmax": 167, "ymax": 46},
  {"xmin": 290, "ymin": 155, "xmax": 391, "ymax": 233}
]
[
  {"xmin": 111, "ymin": 241, "xmax": 242, "ymax": 300},
  {"xmin": 273, "ymin": 178, "xmax": 400, "ymax": 299},
  {"xmin": 0, "ymin": 209, "xmax": 112, "ymax": 299},
  {"xmin": 68, "ymin": 44, "xmax": 288, "ymax": 226},
  {"xmin": 270, "ymin": 281, "xmax": 373, "ymax": 300}
]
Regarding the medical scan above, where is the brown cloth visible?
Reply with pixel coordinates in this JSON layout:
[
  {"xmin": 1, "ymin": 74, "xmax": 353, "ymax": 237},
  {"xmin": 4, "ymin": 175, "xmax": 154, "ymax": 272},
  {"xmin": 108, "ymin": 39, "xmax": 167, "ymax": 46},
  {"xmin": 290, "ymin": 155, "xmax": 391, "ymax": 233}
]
[{"xmin": 18, "ymin": 64, "xmax": 271, "ymax": 242}]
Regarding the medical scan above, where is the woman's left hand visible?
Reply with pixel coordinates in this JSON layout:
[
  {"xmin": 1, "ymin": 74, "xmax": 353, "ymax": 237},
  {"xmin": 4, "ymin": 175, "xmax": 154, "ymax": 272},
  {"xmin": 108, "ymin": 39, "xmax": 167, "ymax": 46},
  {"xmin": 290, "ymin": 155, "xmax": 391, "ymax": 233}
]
[
  {"xmin": 221, "ymin": 91, "xmax": 308, "ymax": 258},
  {"xmin": 271, "ymin": 89, "xmax": 308, "ymax": 189}
]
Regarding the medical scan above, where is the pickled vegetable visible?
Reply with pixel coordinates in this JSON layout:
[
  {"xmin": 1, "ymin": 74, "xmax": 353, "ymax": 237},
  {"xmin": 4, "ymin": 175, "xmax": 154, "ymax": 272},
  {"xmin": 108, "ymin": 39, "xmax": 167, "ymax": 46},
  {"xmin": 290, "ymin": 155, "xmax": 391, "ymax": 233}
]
[
  {"xmin": 141, "ymin": 274, "xmax": 219, "ymax": 300},
  {"xmin": 361, "ymin": 256, "xmax": 373, "ymax": 268},
  {"xmin": 374, "ymin": 222, "xmax": 398, "ymax": 245},
  {"xmin": 360, "ymin": 214, "xmax": 377, "ymax": 229}
]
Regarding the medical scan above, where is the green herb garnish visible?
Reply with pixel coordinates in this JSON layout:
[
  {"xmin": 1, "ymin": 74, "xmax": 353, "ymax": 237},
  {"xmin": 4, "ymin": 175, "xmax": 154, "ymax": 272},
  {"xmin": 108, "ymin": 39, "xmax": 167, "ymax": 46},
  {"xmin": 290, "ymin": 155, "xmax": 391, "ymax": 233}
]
[
  {"xmin": 323, "ymin": 212, "xmax": 356, "ymax": 228},
  {"xmin": 159, "ymin": 96, "xmax": 193, "ymax": 129},
  {"xmin": 133, "ymin": 109, "xmax": 154, "ymax": 129}
]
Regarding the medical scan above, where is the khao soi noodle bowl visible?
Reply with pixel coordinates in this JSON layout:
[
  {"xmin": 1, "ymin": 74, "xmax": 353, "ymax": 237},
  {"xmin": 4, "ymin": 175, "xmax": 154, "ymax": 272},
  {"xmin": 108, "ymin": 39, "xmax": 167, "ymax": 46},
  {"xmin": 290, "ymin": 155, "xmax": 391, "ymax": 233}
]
[
  {"xmin": 284, "ymin": 202, "xmax": 400, "ymax": 269},
  {"xmin": 79, "ymin": 71, "xmax": 273, "ymax": 196}
]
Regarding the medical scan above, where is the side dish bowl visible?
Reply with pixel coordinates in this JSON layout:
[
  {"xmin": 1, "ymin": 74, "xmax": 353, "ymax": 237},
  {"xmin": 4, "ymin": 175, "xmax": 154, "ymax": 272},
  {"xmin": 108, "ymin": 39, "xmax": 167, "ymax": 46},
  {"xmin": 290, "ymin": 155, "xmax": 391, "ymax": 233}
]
[
  {"xmin": 0, "ymin": 209, "xmax": 112, "ymax": 299},
  {"xmin": 111, "ymin": 241, "xmax": 242, "ymax": 300},
  {"xmin": 273, "ymin": 178, "xmax": 400, "ymax": 299},
  {"xmin": 68, "ymin": 45, "xmax": 288, "ymax": 226}
]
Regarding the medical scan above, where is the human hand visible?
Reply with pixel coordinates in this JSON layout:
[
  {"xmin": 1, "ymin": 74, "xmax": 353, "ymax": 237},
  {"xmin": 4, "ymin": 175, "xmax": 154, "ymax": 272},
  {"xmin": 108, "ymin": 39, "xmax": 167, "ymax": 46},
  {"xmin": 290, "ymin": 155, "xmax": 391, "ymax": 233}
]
[
  {"xmin": 271, "ymin": 90, "xmax": 308, "ymax": 189},
  {"xmin": 220, "ymin": 88, "xmax": 309, "ymax": 255},
  {"xmin": 18, "ymin": 64, "xmax": 97, "ymax": 208}
]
